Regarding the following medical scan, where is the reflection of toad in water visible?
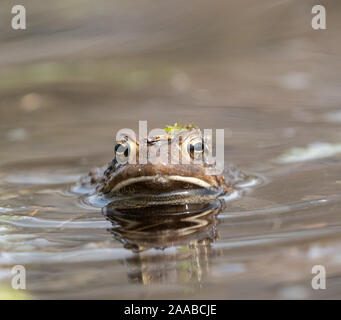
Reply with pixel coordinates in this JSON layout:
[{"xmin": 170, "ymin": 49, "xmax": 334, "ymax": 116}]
[{"xmin": 104, "ymin": 200, "xmax": 223, "ymax": 285}]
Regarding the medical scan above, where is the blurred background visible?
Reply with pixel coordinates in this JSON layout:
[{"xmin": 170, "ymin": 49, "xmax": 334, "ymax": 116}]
[
  {"xmin": 1, "ymin": 0, "xmax": 340, "ymax": 163},
  {"xmin": 1, "ymin": 0, "xmax": 341, "ymax": 299}
]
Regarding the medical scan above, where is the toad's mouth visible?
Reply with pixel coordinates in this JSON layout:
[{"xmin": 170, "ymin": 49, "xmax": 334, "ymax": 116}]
[
  {"xmin": 110, "ymin": 175, "xmax": 215, "ymax": 194},
  {"xmin": 100, "ymin": 164, "xmax": 227, "ymax": 199},
  {"xmin": 101, "ymin": 174, "xmax": 227, "ymax": 207}
]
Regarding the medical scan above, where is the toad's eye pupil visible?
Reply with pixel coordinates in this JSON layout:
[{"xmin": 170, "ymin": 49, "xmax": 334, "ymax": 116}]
[
  {"xmin": 188, "ymin": 140, "xmax": 204, "ymax": 157},
  {"xmin": 192, "ymin": 142, "xmax": 203, "ymax": 152},
  {"xmin": 115, "ymin": 142, "xmax": 129, "ymax": 158}
]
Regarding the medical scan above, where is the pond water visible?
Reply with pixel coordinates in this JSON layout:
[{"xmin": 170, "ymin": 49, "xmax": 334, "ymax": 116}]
[{"xmin": 1, "ymin": 0, "xmax": 341, "ymax": 299}]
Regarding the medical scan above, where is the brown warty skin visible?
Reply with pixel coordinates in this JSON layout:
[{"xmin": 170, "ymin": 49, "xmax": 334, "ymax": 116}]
[{"xmin": 81, "ymin": 129, "xmax": 232, "ymax": 206}]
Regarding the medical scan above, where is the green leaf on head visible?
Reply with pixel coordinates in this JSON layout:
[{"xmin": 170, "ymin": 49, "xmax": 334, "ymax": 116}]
[{"xmin": 164, "ymin": 122, "xmax": 198, "ymax": 133}]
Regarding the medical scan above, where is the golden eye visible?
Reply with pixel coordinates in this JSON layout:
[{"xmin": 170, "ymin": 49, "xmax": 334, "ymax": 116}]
[
  {"xmin": 187, "ymin": 138, "xmax": 204, "ymax": 159},
  {"xmin": 115, "ymin": 141, "xmax": 130, "ymax": 163}
]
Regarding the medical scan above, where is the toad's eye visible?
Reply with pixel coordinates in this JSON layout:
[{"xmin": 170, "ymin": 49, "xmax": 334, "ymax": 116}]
[
  {"xmin": 188, "ymin": 138, "xmax": 204, "ymax": 158},
  {"xmin": 115, "ymin": 141, "xmax": 130, "ymax": 163}
]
